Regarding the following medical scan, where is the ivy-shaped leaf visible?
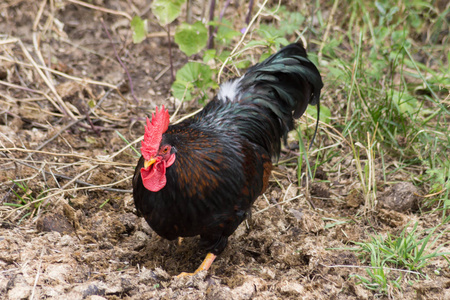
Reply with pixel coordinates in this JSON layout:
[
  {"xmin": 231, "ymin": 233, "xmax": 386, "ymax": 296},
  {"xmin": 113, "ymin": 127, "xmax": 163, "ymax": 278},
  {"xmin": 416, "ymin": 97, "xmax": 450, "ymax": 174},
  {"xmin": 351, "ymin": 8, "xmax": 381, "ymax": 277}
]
[
  {"xmin": 213, "ymin": 19, "xmax": 241, "ymax": 46},
  {"xmin": 171, "ymin": 62, "xmax": 216, "ymax": 102},
  {"xmin": 151, "ymin": 0, "xmax": 186, "ymax": 26},
  {"xmin": 131, "ymin": 16, "xmax": 148, "ymax": 44},
  {"xmin": 174, "ymin": 21, "xmax": 208, "ymax": 56}
]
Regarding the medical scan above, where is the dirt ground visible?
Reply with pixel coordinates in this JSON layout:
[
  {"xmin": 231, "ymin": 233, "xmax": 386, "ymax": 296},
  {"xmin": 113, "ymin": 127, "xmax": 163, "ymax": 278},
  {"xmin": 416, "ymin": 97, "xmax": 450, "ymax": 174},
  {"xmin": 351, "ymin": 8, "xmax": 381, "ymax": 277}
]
[{"xmin": 1, "ymin": 1, "xmax": 449, "ymax": 299}]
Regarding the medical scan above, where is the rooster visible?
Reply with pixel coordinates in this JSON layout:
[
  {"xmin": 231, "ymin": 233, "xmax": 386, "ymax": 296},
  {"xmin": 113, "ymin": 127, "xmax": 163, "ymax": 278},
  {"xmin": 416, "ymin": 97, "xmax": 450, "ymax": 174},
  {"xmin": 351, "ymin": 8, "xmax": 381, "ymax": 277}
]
[{"xmin": 132, "ymin": 43, "xmax": 323, "ymax": 276}]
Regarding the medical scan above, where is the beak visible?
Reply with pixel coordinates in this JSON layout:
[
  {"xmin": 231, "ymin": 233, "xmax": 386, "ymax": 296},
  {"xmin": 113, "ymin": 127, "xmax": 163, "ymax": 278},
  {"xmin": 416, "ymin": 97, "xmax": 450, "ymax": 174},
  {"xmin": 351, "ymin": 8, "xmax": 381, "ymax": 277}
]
[{"xmin": 144, "ymin": 158, "xmax": 157, "ymax": 169}]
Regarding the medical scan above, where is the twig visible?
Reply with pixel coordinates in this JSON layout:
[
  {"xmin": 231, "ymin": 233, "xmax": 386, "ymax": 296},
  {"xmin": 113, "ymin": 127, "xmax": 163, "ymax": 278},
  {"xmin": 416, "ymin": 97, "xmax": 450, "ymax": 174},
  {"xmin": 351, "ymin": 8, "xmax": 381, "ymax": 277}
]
[
  {"xmin": 208, "ymin": 0, "xmax": 231, "ymax": 49},
  {"xmin": 15, "ymin": 160, "xmax": 131, "ymax": 193},
  {"xmin": 0, "ymin": 56, "xmax": 120, "ymax": 91},
  {"xmin": 67, "ymin": 0, "xmax": 132, "ymax": 20},
  {"xmin": 17, "ymin": 40, "xmax": 76, "ymax": 119},
  {"xmin": 217, "ymin": 0, "xmax": 269, "ymax": 82},
  {"xmin": 22, "ymin": 87, "xmax": 114, "ymax": 162},
  {"xmin": 0, "ymin": 148, "xmax": 133, "ymax": 167},
  {"xmin": 32, "ymin": 0, "xmax": 47, "ymax": 31},
  {"xmin": 245, "ymin": 0, "xmax": 254, "ymax": 24},
  {"xmin": 254, "ymin": 194, "xmax": 303, "ymax": 215},
  {"xmin": 186, "ymin": 0, "xmax": 192, "ymax": 23},
  {"xmin": 60, "ymin": 165, "xmax": 98, "ymax": 190},
  {"xmin": 154, "ymin": 65, "xmax": 171, "ymax": 82},
  {"xmin": 172, "ymin": 107, "xmax": 203, "ymax": 124},
  {"xmin": 318, "ymin": 0, "xmax": 339, "ymax": 63},
  {"xmin": 4, "ymin": 175, "xmax": 133, "ymax": 219},
  {"xmin": 167, "ymin": 25, "xmax": 175, "ymax": 82},
  {"xmin": 101, "ymin": 18, "xmax": 139, "ymax": 104},
  {"xmin": 30, "ymin": 249, "xmax": 44, "ymax": 300},
  {"xmin": 0, "ymin": 80, "xmax": 43, "ymax": 94},
  {"xmin": 320, "ymin": 264, "xmax": 423, "ymax": 276},
  {"xmin": 207, "ymin": 0, "xmax": 216, "ymax": 49}
]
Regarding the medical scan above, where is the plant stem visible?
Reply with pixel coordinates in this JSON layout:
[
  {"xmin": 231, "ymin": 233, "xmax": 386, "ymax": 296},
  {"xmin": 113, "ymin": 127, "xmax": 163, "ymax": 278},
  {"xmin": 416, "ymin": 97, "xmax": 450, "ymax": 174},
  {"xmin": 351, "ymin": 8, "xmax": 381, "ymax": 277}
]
[
  {"xmin": 167, "ymin": 25, "xmax": 175, "ymax": 82},
  {"xmin": 207, "ymin": 0, "xmax": 216, "ymax": 49}
]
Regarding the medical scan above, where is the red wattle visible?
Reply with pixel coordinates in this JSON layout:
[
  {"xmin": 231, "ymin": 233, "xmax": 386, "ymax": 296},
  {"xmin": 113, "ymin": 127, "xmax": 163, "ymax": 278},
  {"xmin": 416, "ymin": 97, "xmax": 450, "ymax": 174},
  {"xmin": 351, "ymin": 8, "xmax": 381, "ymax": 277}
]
[{"xmin": 141, "ymin": 160, "xmax": 167, "ymax": 192}]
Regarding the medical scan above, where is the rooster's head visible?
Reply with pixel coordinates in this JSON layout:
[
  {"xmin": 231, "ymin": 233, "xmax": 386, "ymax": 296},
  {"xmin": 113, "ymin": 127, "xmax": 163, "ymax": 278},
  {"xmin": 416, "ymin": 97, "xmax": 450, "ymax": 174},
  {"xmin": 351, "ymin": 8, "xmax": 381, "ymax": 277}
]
[{"xmin": 140, "ymin": 106, "xmax": 176, "ymax": 192}]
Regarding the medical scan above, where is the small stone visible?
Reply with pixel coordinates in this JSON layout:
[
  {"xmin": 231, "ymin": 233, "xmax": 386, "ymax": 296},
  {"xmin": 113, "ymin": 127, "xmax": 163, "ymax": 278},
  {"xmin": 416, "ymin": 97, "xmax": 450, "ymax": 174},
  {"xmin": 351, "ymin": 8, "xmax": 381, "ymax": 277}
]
[
  {"xmin": 36, "ymin": 213, "xmax": 74, "ymax": 234},
  {"xmin": 279, "ymin": 281, "xmax": 304, "ymax": 294},
  {"xmin": 379, "ymin": 182, "xmax": 418, "ymax": 212}
]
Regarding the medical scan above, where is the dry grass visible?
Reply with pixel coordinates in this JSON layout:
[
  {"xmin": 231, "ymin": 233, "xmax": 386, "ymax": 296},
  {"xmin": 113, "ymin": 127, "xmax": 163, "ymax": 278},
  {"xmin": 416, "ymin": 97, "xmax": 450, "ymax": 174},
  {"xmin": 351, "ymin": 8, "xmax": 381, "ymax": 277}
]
[{"xmin": 0, "ymin": 0, "xmax": 448, "ymax": 299}]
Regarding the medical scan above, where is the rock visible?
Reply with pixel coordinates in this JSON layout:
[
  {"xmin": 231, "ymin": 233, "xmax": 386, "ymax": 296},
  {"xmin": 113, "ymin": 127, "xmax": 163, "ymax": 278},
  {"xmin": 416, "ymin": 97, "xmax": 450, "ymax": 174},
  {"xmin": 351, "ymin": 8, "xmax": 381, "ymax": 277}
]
[
  {"xmin": 278, "ymin": 280, "xmax": 304, "ymax": 295},
  {"xmin": 82, "ymin": 284, "xmax": 105, "ymax": 298},
  {"xmin": 86, "ymin": 296, "xmax": 108, "ymax": 300},
  {"xmin": 379, "ymin": 182, "xmax": 419, "ymax": 212},
  {"xmin": 118, "ymin": 213, "xmax": 139, "ymax": 234},
  {"xmin": 36, "ymin": 213, "xmax": 74, "ymax": 234},
  {"xmin": 231, "ymin": 277, "xmax": 265, "ymax": 300},
  {"xmin": 346, "ymin": 189, "xmax": 364, "ymax": 208},
  {"xmin": 133, "ymin": 230, "xmax": 149, "ymax": 250},
  {"xmin": 7, "ymin": 274, "xmax": 32, "ymax": 300},
  {"xmin": 310, "ymin": 182, "xmax": 330, "ymax": 198},
  {"xmin": 45, "ymin": 263, "xmax": 71, "ymax": 283}
]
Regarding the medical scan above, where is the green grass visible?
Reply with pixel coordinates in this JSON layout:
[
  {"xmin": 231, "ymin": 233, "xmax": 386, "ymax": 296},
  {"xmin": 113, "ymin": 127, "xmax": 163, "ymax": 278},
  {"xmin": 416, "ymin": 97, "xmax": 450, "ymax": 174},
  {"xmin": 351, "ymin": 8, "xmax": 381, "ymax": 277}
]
[
  {"xmin": 351, "ymin": 222, "xmax": 450, "ymax": 294},
  {"xmin": 4, "ymin": 180, "xmax": 47, "ymax": 223},
  {"xmin": 309, "ymin": 0, "xmax": 449, "ymax": 215},
  {"xmin": 143, "ymin": 0, "xmax": 448, "ymax": 295},
  {"xmin": 308, "ymin": 1, "xmax": 449, "ymax": 293},
  {"xmin": 234, "ymin": 0, "xmax": 448, "ymax": 295}
]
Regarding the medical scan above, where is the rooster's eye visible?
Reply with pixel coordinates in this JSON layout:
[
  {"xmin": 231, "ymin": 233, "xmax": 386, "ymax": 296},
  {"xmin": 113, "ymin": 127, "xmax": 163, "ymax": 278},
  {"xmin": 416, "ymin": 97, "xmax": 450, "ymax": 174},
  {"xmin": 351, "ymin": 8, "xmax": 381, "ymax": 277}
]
[{"xmin": 161, "ymin": 146, "xmax": 169, "ymax": 154}]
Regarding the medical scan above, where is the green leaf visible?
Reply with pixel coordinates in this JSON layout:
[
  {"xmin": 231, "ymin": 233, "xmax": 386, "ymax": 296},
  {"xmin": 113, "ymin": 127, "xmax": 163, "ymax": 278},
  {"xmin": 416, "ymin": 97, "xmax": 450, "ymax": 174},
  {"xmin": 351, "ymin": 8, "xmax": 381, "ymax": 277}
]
[
  {"xmin": 174, "ymin": 21, "xmax": 208, "ymax": 56},
  {"xmin": 307, "ymin": 104, "xmax": 331, "ymax": 124},
  {"xmin": 171, "ymin": 62, "xmax": 215, "ymax": 102},
  {"xmin": 131, "ymin": 16, "xmax": 148, "ymax": 44},
  {"xmin": 203, "ymin": 49, "xmax": 217, "ymax": 63},
  {"xmin": 279, "ymin": 12, "xmax": 305, "ymax": 35},
  {"xmin": 214, "ymin": 19, "xmax": 241, "ymax": 46},
  {"xmin": 391, "ymin": 90, "xmax": 418, "ymax": 116},
  {"xmin": 151, "ymin": 0, "xmax": 186, "ymax": 26}
]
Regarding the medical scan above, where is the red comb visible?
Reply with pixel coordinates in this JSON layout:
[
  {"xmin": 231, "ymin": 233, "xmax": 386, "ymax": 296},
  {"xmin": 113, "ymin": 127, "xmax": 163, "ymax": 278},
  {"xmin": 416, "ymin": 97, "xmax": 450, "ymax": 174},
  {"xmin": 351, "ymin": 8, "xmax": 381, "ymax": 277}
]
[{"xmin": 141, "ymin": 106, "xmax": 170, "ymax": 160}]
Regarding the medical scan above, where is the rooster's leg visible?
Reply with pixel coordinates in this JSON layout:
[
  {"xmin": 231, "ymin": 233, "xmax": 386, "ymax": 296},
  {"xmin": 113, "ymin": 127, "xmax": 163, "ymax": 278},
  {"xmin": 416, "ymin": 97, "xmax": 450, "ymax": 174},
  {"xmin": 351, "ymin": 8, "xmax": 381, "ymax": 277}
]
[{"xmin": 176, "ymin": 252, "xmax": 216, "ymax": 277}]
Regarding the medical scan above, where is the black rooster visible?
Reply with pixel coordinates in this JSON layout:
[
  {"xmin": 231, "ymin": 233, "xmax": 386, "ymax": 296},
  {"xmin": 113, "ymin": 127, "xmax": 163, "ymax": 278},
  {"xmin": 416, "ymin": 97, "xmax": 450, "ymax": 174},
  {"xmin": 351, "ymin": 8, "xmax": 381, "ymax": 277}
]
[{"xmin": 133, "ymin": 43, "xmax": 323, "ymax": 276}]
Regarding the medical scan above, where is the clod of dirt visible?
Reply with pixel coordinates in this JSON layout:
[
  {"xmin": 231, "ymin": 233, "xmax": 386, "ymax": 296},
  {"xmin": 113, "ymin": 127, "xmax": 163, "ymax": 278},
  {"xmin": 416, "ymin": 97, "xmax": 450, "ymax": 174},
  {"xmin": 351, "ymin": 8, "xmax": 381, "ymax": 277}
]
[
  {"xmin": 379, "ymin": 182, "xmax": 419, "ymax": 212},
  {"xmin": 7, "ymin": 274, "xmax": 32, "ymax": 300},
  {"xmin": 118, "ymin": 213, "xmax": 139, "ymax": 234},
  {"xmin": 69, "ymin": 281, "xmax": 107, "ymax": 299},
  {"xmin": 413, "ymin": 279, "xmax": 450, "ymax": 300},
  {"xmin": 86, "ymin": 296, "xmax": 107, "ymax": 300},
  {"xmin": 299, "ymin": 212, "xmax": 324, "ymax": 233},
  {"xmin": 231, "ymin": 276, "xmax": 266, "ymax": 300},
  {"xmin": 269, "ymin": 241, "xmax": 296, "ymax": 265},
  {"xmin": 310, "ymin": 182, "xmax": 330, "ymax": 199},
  {"xmin": 278, "ymin": 280, "xmax": 304, "ymax": 295},
  {"xmin": 70, "ymin": 194, "xmax": 88, "ymax": 209},
  {"xmin": 36, "ymin": 213, "xmax": 74, "ymax": 234},
  {"xmin": 349, "ymin": 279, "xmax": 370, "ymax": 300},
  {"xmin": 0, "ymin": 67, "xmax": 7, "ymax": 80},
  {"xmin": 133, "ymin": 230, "xmax": 150, "ymax": 251},
  {"xmin": 377, "ymin": 208, "xmax": 409, "ymax": 227},
  {"xmin": 346, "ymin": 189, "xmax": 364, "ymax": 208},
  {"xmin": 138, "ymin": 267, "xmax": 171, "ymax": 283}
]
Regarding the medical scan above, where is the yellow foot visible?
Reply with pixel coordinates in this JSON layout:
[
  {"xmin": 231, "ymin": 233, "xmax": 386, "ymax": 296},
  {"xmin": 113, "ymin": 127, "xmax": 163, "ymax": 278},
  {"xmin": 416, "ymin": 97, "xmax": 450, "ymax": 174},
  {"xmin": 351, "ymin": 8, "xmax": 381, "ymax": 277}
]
[
  {"xmin": 176, "ymin": 253, "xmax": 217, "ymax": 277},
  {"xmin": 178, "ymin": 237, "xmax": 184, "ymax": 246}
]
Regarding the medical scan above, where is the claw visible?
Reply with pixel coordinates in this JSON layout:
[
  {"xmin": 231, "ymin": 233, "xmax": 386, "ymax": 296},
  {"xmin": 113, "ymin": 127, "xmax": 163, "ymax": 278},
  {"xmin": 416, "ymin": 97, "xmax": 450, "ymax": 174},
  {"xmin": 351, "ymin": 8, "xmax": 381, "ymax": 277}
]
[{"xmin": 176, "ymin": 253, "xmax": 217, "ymax": 277}]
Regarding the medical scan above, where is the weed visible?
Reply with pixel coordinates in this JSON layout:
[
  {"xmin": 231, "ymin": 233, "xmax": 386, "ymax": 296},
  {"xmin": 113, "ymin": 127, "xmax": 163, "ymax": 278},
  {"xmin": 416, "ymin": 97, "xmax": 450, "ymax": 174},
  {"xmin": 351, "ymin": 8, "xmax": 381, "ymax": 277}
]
[
  {"xmin": 4, "ymin": 180, "xmax": 48, "ymax": 223},
  {"xmin": 352, "ymin": 222, "xmax": 450, "ymax": 294}
]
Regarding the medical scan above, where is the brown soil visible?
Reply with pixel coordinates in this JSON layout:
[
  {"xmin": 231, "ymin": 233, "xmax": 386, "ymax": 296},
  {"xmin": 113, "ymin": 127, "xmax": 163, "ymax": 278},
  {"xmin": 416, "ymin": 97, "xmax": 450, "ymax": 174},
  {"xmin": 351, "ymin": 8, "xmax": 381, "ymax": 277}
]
[{"xmin": 1, "ymin": 1, "xmax": 449, "ymax": 300}]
